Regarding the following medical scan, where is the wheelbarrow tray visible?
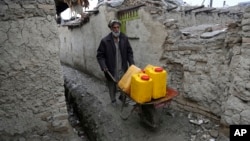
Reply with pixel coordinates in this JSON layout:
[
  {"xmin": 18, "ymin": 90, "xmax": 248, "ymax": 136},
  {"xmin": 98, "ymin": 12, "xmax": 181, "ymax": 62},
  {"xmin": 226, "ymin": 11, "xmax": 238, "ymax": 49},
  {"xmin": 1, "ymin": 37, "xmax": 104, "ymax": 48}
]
[{"xmin": 120, "ymin": 87, "xmax": 178, "ymax": 121}]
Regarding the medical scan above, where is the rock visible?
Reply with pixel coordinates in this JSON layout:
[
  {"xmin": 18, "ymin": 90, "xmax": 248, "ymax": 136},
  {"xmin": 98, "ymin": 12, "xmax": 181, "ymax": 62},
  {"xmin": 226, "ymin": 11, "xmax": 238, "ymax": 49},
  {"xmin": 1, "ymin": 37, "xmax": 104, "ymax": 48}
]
[
  {"xmin": 189, "ymin": 119, "xmax": 204, "ymax": 125},
  {"xmin": 228, "ymin": 23, "xmax": 238, "ymax": 29},
  {"xmin": 209, "ymin": 130, "xmax": 219, "ymax": 138},
  {"xmin": 200, "ymin": 29, "xmax": 226, "ymax": 39},
  {"xmin": 52, "ymin": 120, "xmax": 70, "ymax": 133},
  {"xmin": 204, "ymin": 27, "xmax": 213, "ymax": 32}
]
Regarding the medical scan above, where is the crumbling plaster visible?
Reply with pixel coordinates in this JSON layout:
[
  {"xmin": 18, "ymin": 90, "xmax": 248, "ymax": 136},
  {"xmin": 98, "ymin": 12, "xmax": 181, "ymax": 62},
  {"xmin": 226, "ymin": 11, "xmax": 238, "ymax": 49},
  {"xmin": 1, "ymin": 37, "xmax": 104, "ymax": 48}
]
[{"xmin": 0, "ymin": 0, "xmax": 80, "ymax": 140}]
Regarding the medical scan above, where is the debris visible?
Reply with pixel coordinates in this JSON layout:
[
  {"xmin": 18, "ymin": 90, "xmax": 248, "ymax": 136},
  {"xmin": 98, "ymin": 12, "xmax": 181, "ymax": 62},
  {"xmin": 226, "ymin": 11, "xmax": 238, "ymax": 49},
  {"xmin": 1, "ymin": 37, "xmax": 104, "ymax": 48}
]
[
  {"xmin": 201, "ymin": 134, "xmax": 211, "ymax": 140},
  {"xmin": 200, "ymin": 29, "xmax": 227, "ymax": 39},
  {"xmin": 204, "ymin": 27, "xmax": 213, "ymax": 32},
  {"xmin": 189, "ymin": 119, "xmax": 204, "ymax": 125},
  {"xmin": 188, "ymin": 112, "xmax": 192, "ymax": 119},
  {"xmin": 209, "ymin": 130, "xmax": 219, "ymax": 138},
  {"xmin": 182, "ymin": 31, "xmax": 191, "ymax": 36},
  {"xmin": 190, "ymin": 135, "xmax": 196, "ymax": 141}
]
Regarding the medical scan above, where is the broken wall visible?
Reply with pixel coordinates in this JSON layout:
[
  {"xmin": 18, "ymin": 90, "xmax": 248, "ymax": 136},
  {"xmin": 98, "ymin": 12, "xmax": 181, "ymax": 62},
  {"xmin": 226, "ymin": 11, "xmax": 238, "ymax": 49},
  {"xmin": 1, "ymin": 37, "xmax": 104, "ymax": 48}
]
[
  {"xmin": 0, "ymin": 0, "xmax": 79, "ymax": 140},
  {"xmin": 59, "ymin": 4, "xmax": 250, "ymax": 127},
  {"xmin": 159, "ymin": 7, "xmax": 250, "ymax": 126},
  {"xmin": 159, "ymin": 6, "xmax": 250, "ymax": 126}
]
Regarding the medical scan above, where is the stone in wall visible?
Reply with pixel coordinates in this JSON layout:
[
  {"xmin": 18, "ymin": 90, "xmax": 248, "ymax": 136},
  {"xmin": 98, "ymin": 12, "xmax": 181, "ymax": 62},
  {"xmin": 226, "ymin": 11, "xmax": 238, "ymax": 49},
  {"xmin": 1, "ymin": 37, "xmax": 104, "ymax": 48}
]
[{"xmin": 0, "ymin": 0, "xmax": 80, "ymax": 140}]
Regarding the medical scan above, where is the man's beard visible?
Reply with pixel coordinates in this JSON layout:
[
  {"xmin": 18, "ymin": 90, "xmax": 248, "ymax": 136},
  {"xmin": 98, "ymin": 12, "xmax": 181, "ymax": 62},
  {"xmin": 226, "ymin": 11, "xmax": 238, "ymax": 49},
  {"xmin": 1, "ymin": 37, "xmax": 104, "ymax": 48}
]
[{"xmin": 112, "ymin": 31, "xmax": 120, "ymax": 38}]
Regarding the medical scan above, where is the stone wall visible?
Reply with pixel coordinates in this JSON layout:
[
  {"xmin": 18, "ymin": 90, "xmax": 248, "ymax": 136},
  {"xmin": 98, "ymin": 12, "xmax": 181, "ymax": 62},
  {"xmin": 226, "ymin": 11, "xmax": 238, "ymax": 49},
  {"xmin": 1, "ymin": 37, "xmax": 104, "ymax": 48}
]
[
  {"xmin": 161, "ymin": 7, "xmax": 250, "ymax": 126},
  {"xmin": 0, "ymin": 0, "xmax": 79, "ymax": 140},
  {"xmin": 220, "ymin": 7, "xmax": 250, "ymax": 125},
  {"xmin": 59, "ymin": 3, "xmax": 250, "ymax": 127}
]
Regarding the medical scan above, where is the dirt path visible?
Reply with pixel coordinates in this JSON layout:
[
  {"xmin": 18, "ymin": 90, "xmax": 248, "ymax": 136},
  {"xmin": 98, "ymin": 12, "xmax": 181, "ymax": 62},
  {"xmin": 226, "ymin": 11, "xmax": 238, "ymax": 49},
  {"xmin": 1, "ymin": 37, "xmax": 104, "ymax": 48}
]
[{"xmin": 62, "ymin": 65, "xmax": 229, "ymax": 141}]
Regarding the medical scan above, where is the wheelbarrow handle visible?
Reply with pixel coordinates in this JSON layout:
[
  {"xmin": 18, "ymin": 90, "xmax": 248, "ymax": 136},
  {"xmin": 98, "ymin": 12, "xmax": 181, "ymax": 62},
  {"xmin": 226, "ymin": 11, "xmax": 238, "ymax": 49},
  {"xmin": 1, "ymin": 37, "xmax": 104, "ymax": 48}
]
[{"xmin": 106, "ymin": 70, "xmax": 117, "ymax": 83}]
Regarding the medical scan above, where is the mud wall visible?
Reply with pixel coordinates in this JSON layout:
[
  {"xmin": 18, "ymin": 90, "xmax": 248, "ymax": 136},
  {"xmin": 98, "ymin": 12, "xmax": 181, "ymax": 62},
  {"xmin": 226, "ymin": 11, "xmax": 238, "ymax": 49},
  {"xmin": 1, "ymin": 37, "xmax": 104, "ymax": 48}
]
[
  {"xmin": 59, "ymin": 6, "xmax": 115, "ymax": 80},
  {"xmin": 0, "ymin": 0, "xmax": 79, "ymax": 140},
  {"xmin": 59, "ymin": 4, "xmax": 250, "ymax": 127}
]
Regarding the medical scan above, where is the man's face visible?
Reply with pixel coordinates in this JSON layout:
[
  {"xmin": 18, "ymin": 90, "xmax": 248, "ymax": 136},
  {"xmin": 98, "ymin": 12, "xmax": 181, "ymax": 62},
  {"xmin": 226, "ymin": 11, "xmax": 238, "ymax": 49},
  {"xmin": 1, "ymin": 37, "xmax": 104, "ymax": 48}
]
[{"xmin": 111, "ymin": 23, "xmax": 120, "ymax": 33}]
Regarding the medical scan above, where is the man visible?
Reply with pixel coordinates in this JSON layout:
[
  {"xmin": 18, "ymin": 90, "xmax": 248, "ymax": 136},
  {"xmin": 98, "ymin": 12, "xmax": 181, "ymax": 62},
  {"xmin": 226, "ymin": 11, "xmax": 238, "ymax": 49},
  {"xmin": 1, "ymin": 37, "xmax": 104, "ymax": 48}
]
[{"xmin": 96, "ymin": 19, "xmax": 135, "ymax": 106}]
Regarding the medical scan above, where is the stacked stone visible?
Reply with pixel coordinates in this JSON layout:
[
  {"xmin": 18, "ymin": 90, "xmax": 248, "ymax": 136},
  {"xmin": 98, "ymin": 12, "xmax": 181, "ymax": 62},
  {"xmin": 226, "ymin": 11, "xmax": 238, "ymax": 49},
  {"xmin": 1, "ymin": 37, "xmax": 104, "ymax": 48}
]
[
  {"xmin": 234, "ymin": 6, "xmax": 250, "ymax": 102},
  {"xmin": 242, "ymin": 6, "xmax": 250, "ymax": 44},
  {"xmin": 0, "ymin": 0, "xmax": 55, "ymax": 21},
  {"xmin": 219, "ymin": 6, "xmax": 250, "ymax": 126}
]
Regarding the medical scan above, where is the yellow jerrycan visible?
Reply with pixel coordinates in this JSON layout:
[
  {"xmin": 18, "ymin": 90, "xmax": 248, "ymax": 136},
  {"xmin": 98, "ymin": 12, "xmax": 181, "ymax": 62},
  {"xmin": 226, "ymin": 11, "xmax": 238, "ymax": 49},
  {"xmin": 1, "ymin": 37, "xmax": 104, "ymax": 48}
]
[
  {"xmin": 118, "ymin": 65, "xmax": 141, "ymax": 94},
  {"xmin": 130, "ymin": 73, "xmax": 153, "ymax": 104},
  {"xmin": 144, "ymin": 65, "xmax": 167, "ymax": 99}
]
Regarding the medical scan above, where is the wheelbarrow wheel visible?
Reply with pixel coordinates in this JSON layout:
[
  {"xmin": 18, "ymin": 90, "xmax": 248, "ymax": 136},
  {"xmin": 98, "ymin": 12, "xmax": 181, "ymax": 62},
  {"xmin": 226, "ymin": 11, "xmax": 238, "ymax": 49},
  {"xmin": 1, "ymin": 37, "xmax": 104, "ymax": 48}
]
[{"xmin": 139, "ymin": 104, "xmax": 159, "ymax": 129}]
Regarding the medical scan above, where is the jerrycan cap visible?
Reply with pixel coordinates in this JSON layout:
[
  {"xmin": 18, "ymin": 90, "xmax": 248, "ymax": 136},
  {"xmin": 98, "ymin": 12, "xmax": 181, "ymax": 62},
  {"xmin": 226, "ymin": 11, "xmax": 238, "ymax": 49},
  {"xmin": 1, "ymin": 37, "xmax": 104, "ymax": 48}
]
[
  {"xmin": 154, "ymin": 67, "xmax": 163, "ymax": 72},
  {"xmin": 141, "ymin": 75, "xmax": 150, "ymax": 80}
]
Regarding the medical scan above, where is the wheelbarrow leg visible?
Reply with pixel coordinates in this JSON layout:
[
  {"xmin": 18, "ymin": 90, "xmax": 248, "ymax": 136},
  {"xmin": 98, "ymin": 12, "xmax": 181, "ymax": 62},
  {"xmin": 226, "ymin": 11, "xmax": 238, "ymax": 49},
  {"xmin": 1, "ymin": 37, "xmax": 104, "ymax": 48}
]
[
  {"xmin": 139, "ymin": 104, "xmax": 159, "ymax": 129},
  {"xmin": 119, "ymin": 94, "xmax": 138, "ymax": 120},
  {"xmin": 120, "ymin": 93, "xmax": 127, "ymax": 112},
  {"xmin": 120, "ymin": 104, "xmax": 138, "ymax": 120}
]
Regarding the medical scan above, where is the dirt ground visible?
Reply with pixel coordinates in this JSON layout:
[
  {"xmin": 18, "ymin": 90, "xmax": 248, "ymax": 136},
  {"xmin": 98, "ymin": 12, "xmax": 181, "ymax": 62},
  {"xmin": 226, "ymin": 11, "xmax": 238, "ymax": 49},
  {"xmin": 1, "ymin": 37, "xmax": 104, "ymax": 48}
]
[{"xmin": 63, "ymin": 65, "xmax": 230, "ymax": 141}]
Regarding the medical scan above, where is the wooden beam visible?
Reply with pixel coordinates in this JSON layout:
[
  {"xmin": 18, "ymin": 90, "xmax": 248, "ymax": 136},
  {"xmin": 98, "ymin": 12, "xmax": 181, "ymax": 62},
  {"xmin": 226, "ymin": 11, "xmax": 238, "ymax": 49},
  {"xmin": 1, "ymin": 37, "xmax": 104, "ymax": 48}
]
[
  {"xmin": 167, "ymin": 6, "xmax": 178, "ymax": 12},
  {"xmin": 194, "ymin": 8, "xmax": 216, "ymax": 15},
  {"xmin": 184, "ymin": 5, "xmax": 204, "ymax": 14}
]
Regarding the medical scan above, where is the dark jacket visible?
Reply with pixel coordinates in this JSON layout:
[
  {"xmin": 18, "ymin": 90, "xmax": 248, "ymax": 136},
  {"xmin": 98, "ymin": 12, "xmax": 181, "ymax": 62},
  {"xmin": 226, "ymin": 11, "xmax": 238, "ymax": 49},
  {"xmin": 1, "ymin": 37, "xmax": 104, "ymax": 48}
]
[{"xmin": 96, "ymin": 32, "xmax": 134, "ymax": 80}]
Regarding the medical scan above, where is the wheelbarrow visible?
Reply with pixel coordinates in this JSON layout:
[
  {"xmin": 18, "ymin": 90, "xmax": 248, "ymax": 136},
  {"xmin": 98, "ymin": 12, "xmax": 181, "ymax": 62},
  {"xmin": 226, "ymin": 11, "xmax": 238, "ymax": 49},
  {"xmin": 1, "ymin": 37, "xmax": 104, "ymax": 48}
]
[
  {"xmin": 106, "ymin": 70, "xmax": 178, "ymax": 128},
  {"xmin": 119, "ymin": 87, "xmax": 178, "ymax": 129}
]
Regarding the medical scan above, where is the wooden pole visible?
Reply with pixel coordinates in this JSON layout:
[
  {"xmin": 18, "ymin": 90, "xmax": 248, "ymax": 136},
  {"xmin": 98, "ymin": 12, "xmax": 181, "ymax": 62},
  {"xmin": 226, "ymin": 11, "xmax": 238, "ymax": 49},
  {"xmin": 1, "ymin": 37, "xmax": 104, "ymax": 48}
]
[
  {"xmin": 210, "ymin": 0, "xmax": 213, "ymax": 7},
  {"xmin": 201, "ymin": 0, "xmax": 205, "ymax": 6}
]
